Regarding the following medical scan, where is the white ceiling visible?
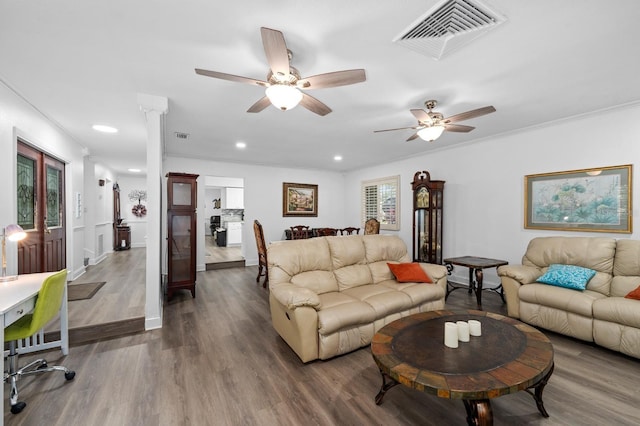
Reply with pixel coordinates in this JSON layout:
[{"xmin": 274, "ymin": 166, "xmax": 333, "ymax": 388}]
[{"xmin": 2, "ymin": 1, "xmax": 640, "ymax": 175}]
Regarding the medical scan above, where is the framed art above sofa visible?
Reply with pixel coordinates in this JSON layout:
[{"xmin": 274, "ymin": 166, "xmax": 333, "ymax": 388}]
[
  {"xmin": 283, "ymin": 182, "xmax": 318, "ymax": 217},
  {"xmin": 524, "ymin": 164, "xmax": 632, "ymax": 233}
]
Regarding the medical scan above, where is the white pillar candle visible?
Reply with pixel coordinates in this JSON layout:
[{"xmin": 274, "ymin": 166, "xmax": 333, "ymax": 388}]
[
  {"xmin": 469, "ymin": 320, "xmax": 482, "ymax": 336},
  {"xmin": 444, "ymin": 322, "xmax": 459, "ymax": 348},
  {"xmin": 456, "ymin": 321, "xmax": 470, "ymax": 342}
]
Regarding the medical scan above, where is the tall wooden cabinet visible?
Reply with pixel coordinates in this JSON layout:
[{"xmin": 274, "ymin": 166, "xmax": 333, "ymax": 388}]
[
  {"xmin": 166, "ymin": 172, "xmax": 199, "ymax": 299},
  {"xmin": 411, "ymin": 171, "xmax": 445, "ymax": 264}
]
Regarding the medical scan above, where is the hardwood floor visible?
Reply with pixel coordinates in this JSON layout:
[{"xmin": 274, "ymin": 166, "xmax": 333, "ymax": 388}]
[
  {"xmin": 205, "ymin": 235, "xmax": 243, "ymax": 263},
  {"xmin": 6, "ymin": 266, "xmax": 640, "ymax": 425}
]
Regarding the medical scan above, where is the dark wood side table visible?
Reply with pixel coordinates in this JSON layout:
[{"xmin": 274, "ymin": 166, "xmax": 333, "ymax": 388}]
[{"xmin": 444, "ymin": 256, "xmax": 508, "ymax": 308}]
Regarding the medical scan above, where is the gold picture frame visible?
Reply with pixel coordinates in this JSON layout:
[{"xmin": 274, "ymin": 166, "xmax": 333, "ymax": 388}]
[
  {"xmin": 525, "ymin": 164, "xmax": 632, "ymax": 233},
  {"xmin": 283, "ymin": 182, "xmax": 318, "ymax": 217}
]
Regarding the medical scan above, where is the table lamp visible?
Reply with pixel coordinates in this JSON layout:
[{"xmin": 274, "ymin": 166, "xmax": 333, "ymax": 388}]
[{"xmin": 1, "ymin": 224, "xmax": 27, "ymax": 282}]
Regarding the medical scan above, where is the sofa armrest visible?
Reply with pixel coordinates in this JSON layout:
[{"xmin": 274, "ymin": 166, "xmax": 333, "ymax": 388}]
[
  {"xmin": 420, "ymin": 263, "xmax": 448, "ymax": 292},
  {"xmin": 497, "ymin": 264, "xmax": 542, "ymax": 284},
  {"xmin": 270, "ymin": 284, "xmax": 321, "ymax": 310},
  {"xmin": 497, "ymin": 265, "xmax": 542, "ymax": 318}
]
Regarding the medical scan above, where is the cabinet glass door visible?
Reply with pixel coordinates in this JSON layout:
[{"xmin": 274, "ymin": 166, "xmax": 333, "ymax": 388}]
[{"xmin": 170, "ymin": 213, "xmax": 192, "ymax": 282}]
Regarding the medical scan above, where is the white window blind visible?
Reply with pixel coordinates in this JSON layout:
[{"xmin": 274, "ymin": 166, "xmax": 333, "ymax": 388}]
[{"xmin": 361, "ymin": 175, "xmax": 400, "ymax": 230}]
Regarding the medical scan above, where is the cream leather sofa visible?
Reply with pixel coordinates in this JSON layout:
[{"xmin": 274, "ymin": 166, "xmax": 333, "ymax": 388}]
[
  {"xmin": 497, "ymin": 237, "xmax": 640, "ymax": 359},
  {"xmin": 267, "ymin": 234, "xmax": 447, "ymax": 362}
]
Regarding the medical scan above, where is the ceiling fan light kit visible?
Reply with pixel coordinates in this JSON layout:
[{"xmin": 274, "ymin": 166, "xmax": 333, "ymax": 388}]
[
  {"xmin": 265, "ymin": 84, "xmax": 303, "ymax": 110},
  {"xmin": 375, "ymin": 99, "xmax": 496, "ymax": 143},
  {"xmin": 417, "ymin": 125, "xmax": 445, "ymax": 141},
  {"xmin": 196, "ymin": 27, "xmax": 366, "ymax": 116}
]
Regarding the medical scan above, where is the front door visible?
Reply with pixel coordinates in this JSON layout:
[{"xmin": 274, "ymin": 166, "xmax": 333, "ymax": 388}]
[{"xmin": 16, "ymin": 140, "xmax": 66, "ymax": 274}]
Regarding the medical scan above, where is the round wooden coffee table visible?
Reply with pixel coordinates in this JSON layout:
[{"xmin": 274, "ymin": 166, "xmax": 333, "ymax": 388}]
[{"xmin": 371, "ymin": 310, "xmax": 554, "ymax": 426}]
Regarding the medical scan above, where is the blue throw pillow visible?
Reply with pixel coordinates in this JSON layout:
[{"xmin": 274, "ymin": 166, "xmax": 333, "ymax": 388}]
[{"xmin": 536, "ymin": 264, "xmax": 596, "ymax": 291}]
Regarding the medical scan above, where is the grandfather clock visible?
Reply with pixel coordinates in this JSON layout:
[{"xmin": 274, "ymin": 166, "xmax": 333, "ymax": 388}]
[
  {"xmin": 411, "ymin": 171, "xmax": 445, "ymax": 264},
  {"xmin": 166, "ymin": 172, "xmax": 198, "ymax": 299}
]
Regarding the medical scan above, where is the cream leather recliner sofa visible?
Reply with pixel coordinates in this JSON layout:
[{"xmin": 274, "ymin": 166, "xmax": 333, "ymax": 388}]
[
  {"xmin": 497, "ymin": 236, "xmax": 640, "ymax": 359},
  {"xmin": 267, "ymin": 234, "xmax": 448, "ymax": 362}
]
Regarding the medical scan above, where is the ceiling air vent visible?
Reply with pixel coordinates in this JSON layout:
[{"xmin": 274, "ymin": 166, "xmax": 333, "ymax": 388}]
[
  {"xmin": 393, "ymin": 0, "xmax": 506, "ymax": 60},
  {"xmin": 174, "ymin": 132, "xmax": 190, "ymax": 140}
]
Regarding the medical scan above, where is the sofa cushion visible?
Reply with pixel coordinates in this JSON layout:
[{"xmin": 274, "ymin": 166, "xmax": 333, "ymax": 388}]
[
  {"xmin": 334, "ymin": 264, "xmax": 373, "ymax": 291},
  {"xmin": 380, "ymin": 279, "xmax": 446, "ymax": 305},
  {"xmin": 519, "ymin": 283, "xmax": 605, "ymax": 317},
  {"xmin": 536, "ymin": 264, "xmax": 596, "ymax": 291},
  {"xmin": 593, "ymin": 297, "xmax": 640, "ymax": 328},
  {"xmin": 387, "ymin": 262, "xmax": 432, "ymax": 283},
  {"xmin": 363, "ymin": 235, "xmax": 411, "ymax": 264},
  {"xmin": 521, "ymin": 237, "xmax": 615, "ymax": 295},
  {"xmin": 343, "ymin": 284, "xmax": 412, "ymax": 319},
  {"xmin": 268, "ymin": 238, "xmax": 339, "ymax": 294},
  {"xmin": 317, "ymin": 292, "xmax": 376, "ymax": 335}
]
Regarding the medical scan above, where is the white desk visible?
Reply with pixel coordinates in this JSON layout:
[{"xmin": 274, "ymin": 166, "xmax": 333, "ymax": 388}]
[{"xmin": 1, "ymin": 272, "xmax": 69, "ymax": 424}]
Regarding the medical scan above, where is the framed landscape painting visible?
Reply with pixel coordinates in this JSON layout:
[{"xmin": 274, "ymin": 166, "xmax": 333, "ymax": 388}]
[
  {"xmin": 525, "ymin": 164, "xmax": 632, "ymax": 233},
  {"xmin": 283, "ymin": 182, "xmax": 318, "ymax": 217}
]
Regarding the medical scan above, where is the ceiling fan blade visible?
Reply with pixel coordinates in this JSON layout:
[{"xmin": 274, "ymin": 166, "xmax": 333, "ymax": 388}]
[
  {"xmin": 445, "ymin": 123, "xmax": 475, "ymax": 132},
  {"xmin": 410, "ymin": 109, "xmax": 433, "ymax": 125},
  {"xmin": 247, "ymin": 96, "xmax": 272, "ymax": 113},
  {"xmin": 406, "ymin": 133, "xmax": 420, "ymax": 142},
  {"xmin": 297, "ymin": 69, "xmax": 366, "ymax": 89},
  {"xmin": 374, "ymin": 125, "xmax": 421, "ymax": 133},
  {"xmin": 261, "ymin": 27, "xmax": 290, "ymax": 80},
  {"xmin": 444, "ymin": 105, "xmax": 496, "ymax": 124},
  {"xmin": 195, "ymin": 68, "xmax": 268, "ymax": 87},
  {"xmin": 299, "ymin": 93, "xmax": 332, "ymax": 116}
]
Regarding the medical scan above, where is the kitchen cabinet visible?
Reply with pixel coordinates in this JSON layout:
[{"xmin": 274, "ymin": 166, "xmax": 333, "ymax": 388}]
[
  {"xmin": 166, "ymin": 172, "xmax": 198, "ymax": 299},
  {"xmin": 226, "ymin": 221, "xmax": 242, "ymax": 245},
  {"xmin": 224, "ymin": 187, "xmax": 244, "ymax": 209}
]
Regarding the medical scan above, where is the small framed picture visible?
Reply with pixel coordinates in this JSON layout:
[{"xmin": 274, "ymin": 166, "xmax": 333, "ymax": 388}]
[{"xmin": 283, "ymin": 182, "xmax": 318, "ymax": 217}]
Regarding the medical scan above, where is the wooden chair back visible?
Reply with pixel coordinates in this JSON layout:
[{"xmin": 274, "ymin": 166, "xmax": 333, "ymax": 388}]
[
  {"xmin": 316, "ymin": 228, "xmax": 338, "ymax": 237},
  {"xmin": 290, "ymin": 225, "xmax": 310, "ymax": 239},
  {"xmin": 253, "ymin": 220, "xmax": 268, "ymax": 288},
  {"xmin": 364, "ymin": 218, "xmax": 380, "ymax": 235},
  {"xmin": 340, "ymin": 227, "xmax": 360, "ymax": 235}
]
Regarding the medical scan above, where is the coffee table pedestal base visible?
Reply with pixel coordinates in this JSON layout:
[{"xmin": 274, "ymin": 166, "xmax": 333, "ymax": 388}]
[{"xmin": 375, "ymin": 363, "xmax": 554, "ymax": 426}]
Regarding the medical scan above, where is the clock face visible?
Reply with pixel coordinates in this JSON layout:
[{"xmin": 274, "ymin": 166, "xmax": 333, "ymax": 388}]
[
  {"xmin": 132, "ymin": 203, "xmax": 147, "ymax": 217},
  {"xmin": 416, "ymin": 187, "xmax": 430, "ymax": 208}
]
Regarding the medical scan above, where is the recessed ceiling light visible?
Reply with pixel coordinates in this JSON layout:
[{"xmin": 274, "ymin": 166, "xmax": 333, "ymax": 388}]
[
  {"xmin": 128, "ymin": 168, "xmax": 141, "ymax": 173},
  {"xmin": 236, "ymin": 142, "xmax": 246, "ymax": 149},
  {"xmin": 334, "ymin": 155, "xmax": 343, "ymax": 161},
  {"xmin": 92, "ymin": 124, "xmax": 118, "ymax": 133}
]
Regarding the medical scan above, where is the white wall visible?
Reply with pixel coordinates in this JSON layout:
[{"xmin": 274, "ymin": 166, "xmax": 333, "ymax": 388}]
[
  {"xmin": 0, "ymin": 81, "xmax": 86, "ymax": 278},
  {"xmin": 117, "ymin": 175, "xmax": 148, "ymax": 248},
  {"xmin": 344, "ymin": 103, "xmax": 640, "ymax": 288},
  {"xmin": 164, "ymin": 157, "xmax": 347, "ymax": 271}
]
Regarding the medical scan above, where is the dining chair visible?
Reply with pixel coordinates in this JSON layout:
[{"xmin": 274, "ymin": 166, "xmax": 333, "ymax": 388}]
[
  {"xmin": 340, "ymin": 227, "xmax": 360, "ymax": 235},
  {"xmin": 253, "ymin": 220, "xmax": 268, "ymax": 288},
  {"xmin": 290, "ymin": 225, "xmax": 310, "ymax": 239},
  {"xmin": 316, "ymin": 228, "xmax": 338, "ymax": 237},
  {"xmin": 364, "ymin": 218, "xmax": 380, "ymax": 235},
  {"xmin": 4, "ymin": 269, "xmax": 76, "ymax": 414}
]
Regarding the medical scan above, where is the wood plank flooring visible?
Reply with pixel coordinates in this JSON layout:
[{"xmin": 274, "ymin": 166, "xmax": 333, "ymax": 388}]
[{"xmin": 6, "ymin": 266, "xmax": 640, "ymax": 425}]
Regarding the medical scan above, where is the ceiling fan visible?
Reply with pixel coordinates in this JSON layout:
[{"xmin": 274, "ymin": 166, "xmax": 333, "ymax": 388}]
[
  {"xmin": 195, "ymin": 27, "xmax": 366, "ymax": 116},
  {"xmin": 374, "ymin": 100, "xmax": 496, "ymax": 142}
]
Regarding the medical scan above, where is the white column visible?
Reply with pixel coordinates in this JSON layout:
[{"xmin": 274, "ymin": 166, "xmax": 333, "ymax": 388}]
[{"xmin": 137, "ymin": 94, "xmax": 168, "ymax": 330}]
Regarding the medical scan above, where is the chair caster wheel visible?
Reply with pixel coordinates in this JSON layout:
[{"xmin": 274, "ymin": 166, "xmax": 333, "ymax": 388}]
[
  {"xmin": 65, "ymin": 371, "xmax": 76, "ymax": 380},
  {"xmin": 11, "ymin": 401, "xmax": 26, "ymax": 414}
]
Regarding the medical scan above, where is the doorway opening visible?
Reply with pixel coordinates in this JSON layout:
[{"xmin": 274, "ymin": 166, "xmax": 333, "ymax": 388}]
[{"xmin": 204, "ymin": 175, "xmax": 245, "ymax": 269}]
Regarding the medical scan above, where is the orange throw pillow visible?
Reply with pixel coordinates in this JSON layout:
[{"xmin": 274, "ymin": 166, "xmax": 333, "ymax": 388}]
[
  {"xmin": 625, "ymin": 285, "xmax": 640, "ymax": 300},
  {"xmin": 387, "ymin": 262, "xmax": 432, "ymax": 283}
]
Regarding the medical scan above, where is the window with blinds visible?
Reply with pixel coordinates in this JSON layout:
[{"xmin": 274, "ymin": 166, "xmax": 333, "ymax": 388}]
[{"xmin": 361, "ymin": 175, "xmax": 400, "ymax": 230}]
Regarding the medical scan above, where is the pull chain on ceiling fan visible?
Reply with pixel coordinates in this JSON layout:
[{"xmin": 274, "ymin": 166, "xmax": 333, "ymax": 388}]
[
  {"xmin": 195, "ymin": 27, "xmax": 366, "ymax": 116},
  {"xmin": 375, "ymin": 100, "xmax": 496, "ymax": 142}
]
